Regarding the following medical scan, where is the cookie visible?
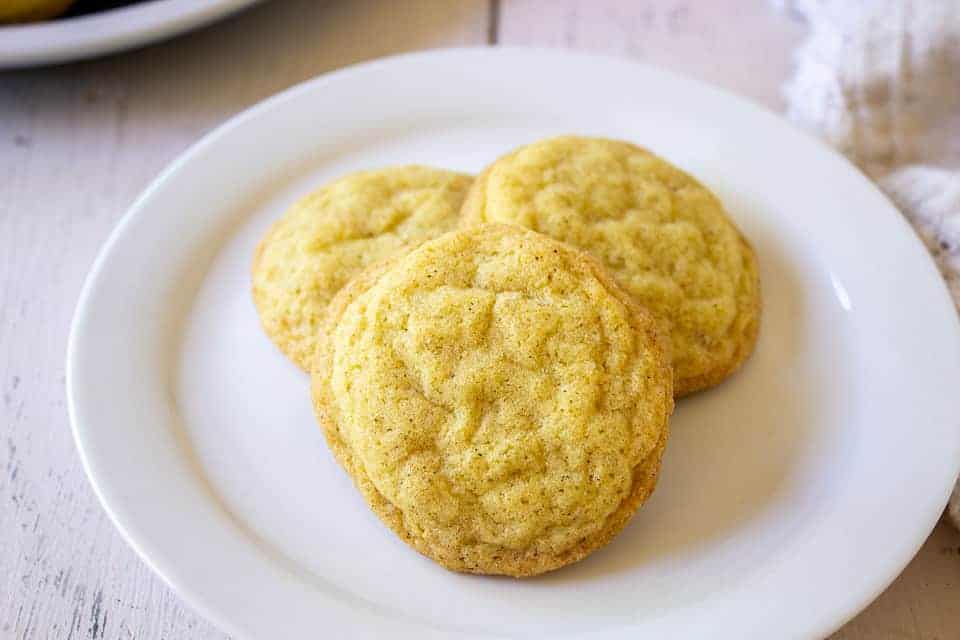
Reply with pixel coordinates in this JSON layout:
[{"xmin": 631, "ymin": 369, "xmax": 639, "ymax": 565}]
[
  {"xmin": 252, "ymin": 166, "xmax": 472, "ymax": 370},
  {"xmin": 312, "ymin": 224, "xmax": 673, "ymax": 576},
  {"xmin": 0, "ymin": 0, "xmax": 72, "ymax": 22},
  {"xmin": 460, "ymin": 136, "xmax": 760, "ymax": 396}
]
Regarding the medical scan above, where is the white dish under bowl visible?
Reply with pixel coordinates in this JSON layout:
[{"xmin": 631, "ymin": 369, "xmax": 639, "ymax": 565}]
[{"xmin": 0, "ymin": 0, "xmax": 262, "ymax": 68}]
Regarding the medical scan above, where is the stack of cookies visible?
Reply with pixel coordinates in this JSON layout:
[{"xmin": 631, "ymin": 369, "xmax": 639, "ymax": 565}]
[{"xmin": 252, "ymin": 136, "xmax": 761, "ymax": 577}]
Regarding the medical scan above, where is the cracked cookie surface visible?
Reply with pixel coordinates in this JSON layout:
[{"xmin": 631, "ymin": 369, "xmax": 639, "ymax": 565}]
[
  {"xmin": 312, "ymin": 224, "xmax": 673, "ymax": 576},
  {"xmin": 461, "ymin": 137, "xmax": 760, "ymax": 396},
  {"xmin": 253, "ymin": 166, "xmax": 472, "ymax": 370}
]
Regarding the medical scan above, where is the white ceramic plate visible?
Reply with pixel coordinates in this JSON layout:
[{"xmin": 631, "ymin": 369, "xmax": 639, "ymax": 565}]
[
  {"xmin": 67, "ymin": 49, "xmax": 960, "ymax": 639},
  {"xmin": 0, "ymin": 0, "xmax": 262, "ymax": 68}
]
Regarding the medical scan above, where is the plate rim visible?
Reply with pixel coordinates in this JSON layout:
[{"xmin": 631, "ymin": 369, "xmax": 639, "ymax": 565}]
[
  {"xmin": 66, "ymin": 46, "xmax": 960, "ymax": 640},
  {"xmin": 0, "ymin": 0, "xmax": 264, "ymax": 68}
]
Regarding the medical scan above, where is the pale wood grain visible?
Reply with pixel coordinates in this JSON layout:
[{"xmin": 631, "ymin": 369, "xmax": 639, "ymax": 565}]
[
  {"xmin": 1, "ymin": 0, "xmax": 958, "ymax": 638},
  {"xmin": 0, "ymin": 2, "xmax": 489, "ymax": 638},
  {"xmin": 497, "ymin": 0, "xmax": 806, "ymax": 111}
]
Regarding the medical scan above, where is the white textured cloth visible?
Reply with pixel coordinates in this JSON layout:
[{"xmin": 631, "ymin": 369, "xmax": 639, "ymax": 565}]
[{"xmin": 781, "ymin": 0, "xmax": 960, "ymax": 529}]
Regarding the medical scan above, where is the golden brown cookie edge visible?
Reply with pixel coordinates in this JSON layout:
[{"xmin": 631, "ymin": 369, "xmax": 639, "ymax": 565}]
[
  {"xmin": 311, "ymin": 224, "xmax": 673, "ymax": 577},
  {"xmin": 252, "ymin": 166, "xmax": 473, "ymax": 372},
  {"xmin": 460, "ymin": 136, "xmax": 762, "ymax": 398}
]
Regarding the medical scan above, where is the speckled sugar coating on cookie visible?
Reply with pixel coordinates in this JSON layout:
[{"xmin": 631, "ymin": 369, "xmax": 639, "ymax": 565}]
[
  {"xmin": 312, "ymin": 224, "xmax": 673, "ymax": 577},
  {"xmin": 461, "ymin": 136, "xmax": 761, "ymax": 396},
  {"xmin": 252, "ymin": 166, "xmax": 472, "ymax": 371}
]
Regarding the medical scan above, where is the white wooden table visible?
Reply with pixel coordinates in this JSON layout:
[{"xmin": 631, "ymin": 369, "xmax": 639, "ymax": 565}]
[{"xmin": 2, "ymin": 1, "xmax": 958, "ymax": 638}]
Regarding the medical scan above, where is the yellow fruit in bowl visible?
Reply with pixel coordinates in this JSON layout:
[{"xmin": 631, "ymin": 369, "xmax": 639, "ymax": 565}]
[{"xmin": 0, "ymin": 0, "xmax": 75, "ymax": 23}]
